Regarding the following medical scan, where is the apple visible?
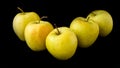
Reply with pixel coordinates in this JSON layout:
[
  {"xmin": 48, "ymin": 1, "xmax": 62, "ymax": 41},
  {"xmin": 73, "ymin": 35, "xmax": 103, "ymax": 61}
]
[
  {"xmin": 70, "ymin": 17, "xmax": 99, "ymax": 48},
  {"xmin": 46, "ymin": 27, "xmax": 77, "ymax": 60},
  {"xmin": 13, "ymin": 7, "xmax": 40, "ymax": 41},
  {"xmin": 24, "ymin": 20, "xmax": 54, "ymax": 51},
  {"xmin": 87, "ymin": 10, "xmax": 113, "ymax": 37}
]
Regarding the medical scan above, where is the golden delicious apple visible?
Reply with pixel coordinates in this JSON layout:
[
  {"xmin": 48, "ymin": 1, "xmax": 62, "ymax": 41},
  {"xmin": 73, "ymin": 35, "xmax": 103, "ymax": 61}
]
[
  {"xmin": 70, "ymin": 17, "xmax": 99, "ymax": 48},
  {"xmin": 87, "ymin": 10, "xmax": 113, "ymax": 37},
  {"xmin": 46, "ymin": 27, "xmax": 77, "ymax": 60},
  {"xmin": 13, "ymin": 7, "xmax": 40, "ymax": 41},
  {"xmin": 24, "ymin": 20, "xmax": 54, "ymax": 51}
]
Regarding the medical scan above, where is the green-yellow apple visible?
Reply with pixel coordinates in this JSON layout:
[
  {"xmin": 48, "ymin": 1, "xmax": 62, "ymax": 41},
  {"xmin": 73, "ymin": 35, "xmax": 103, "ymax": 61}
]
[
  {"xmin": 70, "ymin": 17, "xmax": 99, "ymax": 48},
  {"xmin": 87, "ymin": 10, "xmax": 113, "ymax": 37},
  {"xmin": 13, "ymin": 7, "xmax": 40, "ymax": 41},
  {"xmin": 24, "ymin": 20, "xmax": 54, "ymax": 51},
  {"xmin": 46, "ymin": 27, "xmax": 77, "ymax": 60}
]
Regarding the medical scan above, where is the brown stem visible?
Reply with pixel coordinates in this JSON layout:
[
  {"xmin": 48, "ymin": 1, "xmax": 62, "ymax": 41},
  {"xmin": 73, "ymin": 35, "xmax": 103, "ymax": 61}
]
[
  {"xmin": 54, "ymin": 24, "xmax": 61, "ymax": 35},
  {"xmin": 86, "ymin": 17, "xmax": 90, "ymax": 22},
  {"xmin": 41, "ymin": 16, "xmax": 48, "ymax": 20},
  {"xmin": 17, "ymin": 7, "xmax": 24, "ymax": 14},
  {"xmin": 87, "ymin": 16, "xmax": 95, "ymax": 23},
  {"xmin": 92, "ymin": 12, "xmax": 96, "ymax": 16}
]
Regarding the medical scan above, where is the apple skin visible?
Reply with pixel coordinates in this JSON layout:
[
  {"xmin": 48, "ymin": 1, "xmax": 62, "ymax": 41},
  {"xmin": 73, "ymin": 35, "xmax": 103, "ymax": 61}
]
[
  {"xmin": 46, "ymin": 27, "xmax": 78, "ymax": 60},
  {"xmin": 70, "ymin": 17, "xmax": 99, "ymax": 48},
  {"xmin": 24, "ymin": 21, "xmax": 54, "ymax": 51},
  {"xmin": 87, "ymin": 10, "xmax": 113, "ymax": 37},
  {"xmin": 13, "ymin": 12, "xmax": 40, "ymax": 41}
]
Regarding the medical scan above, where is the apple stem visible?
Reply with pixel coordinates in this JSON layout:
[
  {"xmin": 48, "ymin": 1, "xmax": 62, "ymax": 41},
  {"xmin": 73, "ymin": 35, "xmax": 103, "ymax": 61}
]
[
  {"xmin": 41, "ymin": 16, "xmax": 48, "ymax": 20},
  {"xmin": 92, "ymin": 12, "xmax": 96, "ymax": 16},
  {"xmin": 54, "ymin": 24, "xmax": 61, "ymax": 35},
  {"xmin": 86, "ymin": 17, "xmax": 90, "ymax": 21},
  {"xmin": 17, "ymin": 7, "xmax": 24, "ymax": 14}
]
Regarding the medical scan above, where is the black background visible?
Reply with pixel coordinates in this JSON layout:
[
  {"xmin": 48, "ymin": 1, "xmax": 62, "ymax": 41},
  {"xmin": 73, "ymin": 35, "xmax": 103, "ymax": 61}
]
[{"xmin": 1, "ymin": 0, "xmax": 120, "ymax": 67}]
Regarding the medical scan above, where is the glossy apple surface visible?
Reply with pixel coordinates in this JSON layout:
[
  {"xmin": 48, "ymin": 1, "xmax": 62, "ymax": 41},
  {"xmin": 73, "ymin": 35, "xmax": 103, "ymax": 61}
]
[
  {"xmin": 87, "ymin": 10, "xmax": 113, "ymax": 37},
  {"xmin": 70, "ymin": 17, "xmax": 99, "ymax": 48},
  {"xmin": 46, "ymin": 27, "xmax": 77, "ymax": 60},
  {"xmin": 13, "ymin": 8, "xmax": 40, "ymax": 41},
  {"xmin": 25, "ymin": 20, "xmax": 54, "ymax": 51}
]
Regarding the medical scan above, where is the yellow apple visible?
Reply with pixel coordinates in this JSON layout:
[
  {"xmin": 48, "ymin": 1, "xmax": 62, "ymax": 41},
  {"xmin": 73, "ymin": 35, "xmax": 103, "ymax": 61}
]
[
  {"xmin": 46, "ymin": 27, "xmax": 77, "ymax": 60},
  {"xmin": 87, "ymin": 10, "xmax": 113, "ymax": 37},
  {"xmin": 24, "ymin": 20, "xmax": 54, "ymax": 51},
  {"xmin": 13, "ymin": 7, "xmax": 40, "ymax": 41},
  {"xmin": 70, "ymin": 17, "xmax": 99, "ymax": 48}
]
